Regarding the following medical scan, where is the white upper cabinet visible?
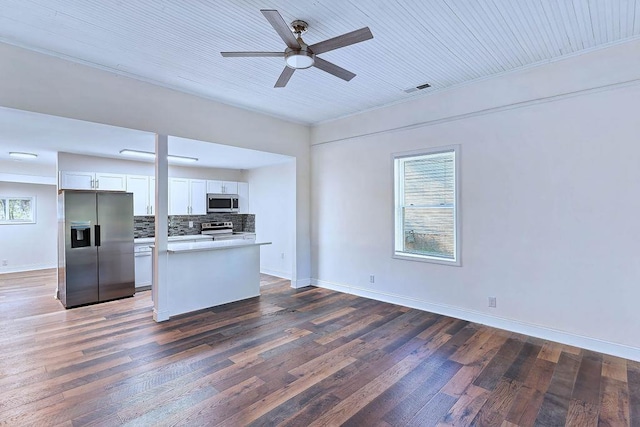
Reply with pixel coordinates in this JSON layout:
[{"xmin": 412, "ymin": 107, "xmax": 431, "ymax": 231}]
[
  {"xmin": 95, "ymin": 172, "xmax": 127, "ymax": 191},
  {"xmin": 61, "ymin": 170, "xmax": 247, "ymax": 217},
  {"xmin": 126, "ymin": 175, "xmax": 156, "ymax": 216},
  {"xmin": 237, "ymin": 182, "xmax": 249, "ymax": 214},
  {"xmin": 206, "ymin": 180, "xmax": 223, "ymax": 194},
  {"xmin": 149, "ymin": 177, "xmax": 155, "ymax": 215},
  {"xmin": 206, "ymin": 180, "xmax": 238, "ymax": 194},
  {"xmin": 223, "ymin": 181, "xmax": 238, "ymax": 194},
  {"xmin": 59, "ymin": 171, "xmax": 126, "ymax": 191},
  {"xmin": 59, "ymin": 171, "xmax": 94, "ymax": 190},
  {"xmin": 169, "ymin": 178, "xmax": 190, "ymax": 215},
  {"xmin": 170, "ymin": 178, "xmax": 206, "ymax": 215},
  {"xmin": 189, "ymin": 179, "xmax": 207, "ymax": 215}
]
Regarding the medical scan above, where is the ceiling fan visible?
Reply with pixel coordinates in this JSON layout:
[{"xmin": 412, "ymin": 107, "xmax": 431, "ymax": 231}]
[{"xmin": 221, "ymin": 9, "xmax": 373, "ymax": 88}]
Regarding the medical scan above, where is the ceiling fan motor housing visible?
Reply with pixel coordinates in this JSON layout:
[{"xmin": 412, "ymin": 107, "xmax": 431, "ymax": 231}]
[{"xmin": 284, "ymin": 45, "xmax": 315, "ymax": 69}]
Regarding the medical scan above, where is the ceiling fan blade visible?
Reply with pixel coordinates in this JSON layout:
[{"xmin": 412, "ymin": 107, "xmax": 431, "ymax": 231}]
[
  {"xmin": 275, "ymin": 67, "xmax": 295, "ymax": 88},
  {"xmin": 313, "ymin": 57, "xmax": 356, "ymax": 81},
  {"xmin": 221, "ymin": 52, "xmax": 284, "ymax": 57},
  {"xmin": 261, "ymin": 9, "xmax": 301, "ymax": 50},
  {"xmin": 309, "ymin": 27, "xmax": 373, "ymax": 55}
]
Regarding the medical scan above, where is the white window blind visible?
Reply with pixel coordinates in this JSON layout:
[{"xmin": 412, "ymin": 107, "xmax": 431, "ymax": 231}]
[{"xmin": 394, "ymin": 147, "xmax": 459, "ymax": 264}]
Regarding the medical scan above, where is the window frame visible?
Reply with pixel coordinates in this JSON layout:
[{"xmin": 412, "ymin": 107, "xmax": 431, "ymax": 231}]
[
  {"xmin": 392, "ymin": 145, "xmax": 461, "ymax": 266},
  {"xmin": 0, "ymin": 196, "xmax": 36, "ymax": 225}
]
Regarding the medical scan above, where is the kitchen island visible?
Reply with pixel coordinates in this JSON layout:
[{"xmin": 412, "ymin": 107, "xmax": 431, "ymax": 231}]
[{"xmin": 152, "ymin": 239, "xmax": 271, "ymax": 319}]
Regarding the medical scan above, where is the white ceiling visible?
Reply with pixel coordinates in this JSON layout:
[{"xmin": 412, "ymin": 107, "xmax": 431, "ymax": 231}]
[
  {"xmin": 0, "ymin": 107, "xmax": 293, "ymax": 170},
  {"xmin": 1, "ymin": 1, "xmax": 639, "ymax": 124}
]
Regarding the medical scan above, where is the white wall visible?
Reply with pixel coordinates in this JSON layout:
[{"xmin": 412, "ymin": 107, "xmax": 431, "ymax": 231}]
[
  {"xmin": 0, "ymin": 42, "xmax": 311, "ymax": 285},
  {"xmin": 0, "ymin": 159, "xmax": 57, "ymax": 185},
  {"xmin": 311, "ymin": 41, "xmax": 640, "ymax": 361},
  {"xmin": 0, "ymin": 159, "xmax": 56, "ymax": 177},
  {"xmin": 0, "ymin": 181, "xmax": 57, "ymax": 273},
  {"xmin": 57, "ymin": 152, "xmax": 244, "ymax": 181},
  {"xmin": 247, "ymin": 161, "xmax": 296, "ymax": 279}
]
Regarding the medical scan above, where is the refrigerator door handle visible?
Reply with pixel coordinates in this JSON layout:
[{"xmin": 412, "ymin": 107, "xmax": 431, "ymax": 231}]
[{"xmin": 95, "ymin": 224, "xmax": 101, "ymax": 246}]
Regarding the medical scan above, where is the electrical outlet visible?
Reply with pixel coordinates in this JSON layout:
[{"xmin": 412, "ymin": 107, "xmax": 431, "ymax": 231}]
[
  {"xmin": 369, "ymin": 275, "xmax": 375, "ymax": 283},
  {"xmin": 1, "ymin": 260, "xmax": 7, "ymax": 266},
  {"xmin": 488, "ymin": 296, "xmax": 497, "ymax": 308},
  {"xmin": 188, "ymin": 221, "xmax": 194, "ymax": 228}
]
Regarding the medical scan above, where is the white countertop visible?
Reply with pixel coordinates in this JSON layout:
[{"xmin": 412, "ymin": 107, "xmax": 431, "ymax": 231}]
[
  {"xmin": 162, "ymin": 240, "xmax": 271, "ymax": 253},
  {"xmin": 135, "ymin": 235, "xmax": 213, "ymax": 244}
]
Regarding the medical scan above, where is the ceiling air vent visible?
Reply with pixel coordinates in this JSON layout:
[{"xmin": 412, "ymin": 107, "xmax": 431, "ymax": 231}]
[{"xmin": 404, "ymin": 82, "xmax": 431, "ymax": 93}]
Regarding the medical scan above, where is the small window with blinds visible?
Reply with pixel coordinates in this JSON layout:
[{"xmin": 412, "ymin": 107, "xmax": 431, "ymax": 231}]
[{"xmin": 393, "ymin": 146, "xmax": 460, "ymax": 265}]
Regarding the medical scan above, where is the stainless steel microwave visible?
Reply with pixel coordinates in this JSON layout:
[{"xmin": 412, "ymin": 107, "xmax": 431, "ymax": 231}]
[{"xmin": 207, "ymin": 194, "xmax": 239, "ymax": 213}]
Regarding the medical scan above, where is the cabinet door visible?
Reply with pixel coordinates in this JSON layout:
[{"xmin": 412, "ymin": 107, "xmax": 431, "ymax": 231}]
[
  {"xmin": 169, "ymin": 178, "xmax": 189, "ymax": 215},
  {"xmin": 126, "ymin": 175, "xmax": 151, "ymax": 216},
  {"xmin": 134, "ymin": 247, "xmax": 152, "ymax": 288},
  {"xmin": 206, "ymin": 180, "xmax": 224, "ymax": 194},
  {"xmin": 148, "ymin": 177, "xmax": 156, "ymax": 215},
  {"xmin": 189, "ymin": 179, "xmax": 207, "ymax": 215},
  {"xmin": 59, "ymin": 171, "xmax": 94, "ymax": 190},
  {"xmin": 95, "ymin": 172, "xmax": 127, "ymax": 191},
  {"xmin": 223, "ymin": 181, "xmax": 238, "ymax": 194},
  {"xmin": 237, "ymin": 182, "xmax": 249, "ymax": 214}
]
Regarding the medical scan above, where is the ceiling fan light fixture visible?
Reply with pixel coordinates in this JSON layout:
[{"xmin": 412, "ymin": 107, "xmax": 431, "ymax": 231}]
[{"xmin": 285, "ymin": 50, "xmax": 314, "ymax": 69}]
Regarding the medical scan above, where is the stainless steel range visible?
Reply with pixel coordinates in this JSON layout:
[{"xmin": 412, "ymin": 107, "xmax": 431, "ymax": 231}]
[
  {"xmin": 201, "ymin": 221, "xmax": 234, "ymax": 239},
  {"xmin": 201, "ymin": 222, "xmax": 256, "ymax": 241}
]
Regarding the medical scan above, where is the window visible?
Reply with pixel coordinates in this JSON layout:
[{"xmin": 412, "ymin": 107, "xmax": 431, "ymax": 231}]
[
  {"xmin": 0, "ymin": 196, "xmax": 35, "ymax": 224},
  {"xmin": 393, "ymin": 146, "xmax": 460, "ymax": 265}
]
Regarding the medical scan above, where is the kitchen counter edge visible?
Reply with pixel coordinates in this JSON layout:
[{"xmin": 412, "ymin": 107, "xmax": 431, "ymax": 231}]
[{"xmin": 150, "ymin": 240, "xmax": 272, "ymax": 253}]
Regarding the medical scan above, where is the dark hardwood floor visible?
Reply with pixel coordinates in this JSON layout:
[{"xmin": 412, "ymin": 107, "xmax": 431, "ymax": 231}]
[{"xmin": 0, "ymin": 269, "xmax": 637, "ymax": 426}]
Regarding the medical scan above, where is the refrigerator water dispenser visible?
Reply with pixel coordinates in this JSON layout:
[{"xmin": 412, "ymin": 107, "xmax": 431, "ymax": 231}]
[{"xmin": 70, "ymin": 221, "xmax": 91, "ymax": 248}]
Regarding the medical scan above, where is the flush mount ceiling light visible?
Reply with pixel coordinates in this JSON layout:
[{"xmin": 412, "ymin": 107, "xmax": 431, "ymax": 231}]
[
  {"xmin": 9, "ymin": 151, "xmax": 38, "ymax": 159},
  {"xmin": 119, "ymin": 149, "xmax": 198, "ymax": 163}
]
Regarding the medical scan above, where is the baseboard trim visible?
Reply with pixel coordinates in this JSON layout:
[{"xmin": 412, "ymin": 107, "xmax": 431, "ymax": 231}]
[
  {"xmin": 260, "ymin": 268, "xmax": 291, "ymax": 281},
  {"xmin": 312, "ymin": 278, "xmax": 640, "ymax": 362},
  {"xmin": 152, "ymin": 308, "xmax": 170, "ymax": 322},
  {"xmin": 0, "ymin": 263, "xmax": 56, "ymax": 274},
  {"xmin": 291, "ymin": 278, "xmax": 311, "ymax": 289}
]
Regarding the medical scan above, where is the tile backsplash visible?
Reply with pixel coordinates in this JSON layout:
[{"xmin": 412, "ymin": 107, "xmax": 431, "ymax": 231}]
[{"xmin": 134, "ymin": 213, "xmax": 255, "ymax": 238}]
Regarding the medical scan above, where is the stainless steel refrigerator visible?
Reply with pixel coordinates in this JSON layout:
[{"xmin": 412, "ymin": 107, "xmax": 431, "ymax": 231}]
[{"xmin": 58, "ymin": 190, "xmax": 135, "ymax": 308}]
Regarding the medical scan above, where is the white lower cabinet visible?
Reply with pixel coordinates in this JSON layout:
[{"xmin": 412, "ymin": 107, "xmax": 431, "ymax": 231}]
[{"xmin": 134, "ymin": 245, "xmax": 152, "ymax": 289}]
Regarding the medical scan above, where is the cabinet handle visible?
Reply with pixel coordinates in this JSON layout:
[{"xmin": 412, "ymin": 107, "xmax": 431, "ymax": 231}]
[
  {"xmin": 96, "ymin": 179, "xmax": 99, "ymax": 189},
  {"xmin": 150, "ymin": 206, "xmax": 153, "ymax": 215},
  {"xmin": 90, "ymin": 179, "xmax": 94, "ymax": 189}
]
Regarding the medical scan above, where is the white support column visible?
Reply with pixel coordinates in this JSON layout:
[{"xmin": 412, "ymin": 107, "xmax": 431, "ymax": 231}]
[
  {"xmin": 292, "ymin": 157, "xmax": 312, "ymax": 289},
  {"xmin": 153, "ymin": 134, "xmax": 170, "ymax": 322}
]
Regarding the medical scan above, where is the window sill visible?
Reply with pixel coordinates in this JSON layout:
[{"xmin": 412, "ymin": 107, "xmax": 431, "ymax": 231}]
[{"xmin": 393, "ymin": 252, "xmax": 461, "ymax": 267}]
